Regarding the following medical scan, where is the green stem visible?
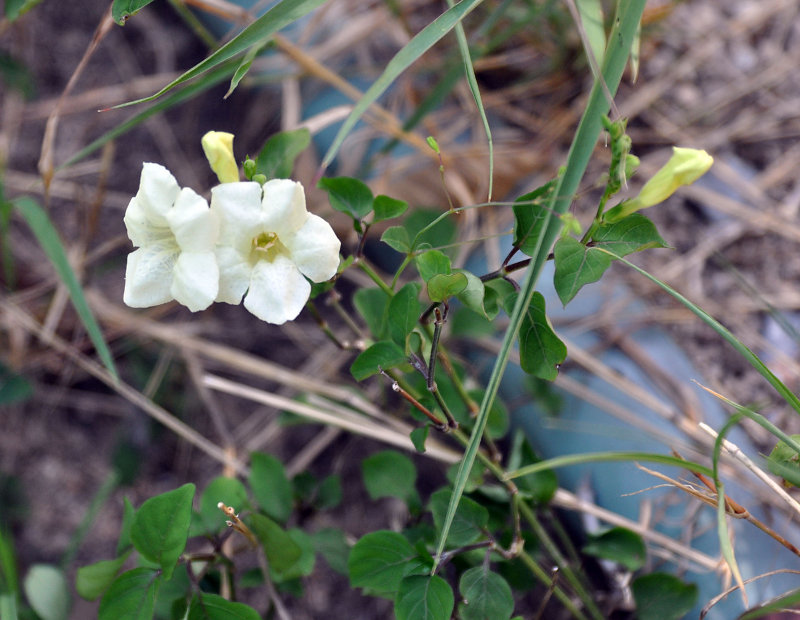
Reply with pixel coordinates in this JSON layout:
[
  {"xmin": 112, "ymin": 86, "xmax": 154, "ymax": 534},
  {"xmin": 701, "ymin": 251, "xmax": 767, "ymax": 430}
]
[
  {"xmin": 517, "ymin": 549, "xmax": 590, "ymax": 620},
  {"xmin": 357, "ymin": 259, "xmax": 394, "ymax": 296}
]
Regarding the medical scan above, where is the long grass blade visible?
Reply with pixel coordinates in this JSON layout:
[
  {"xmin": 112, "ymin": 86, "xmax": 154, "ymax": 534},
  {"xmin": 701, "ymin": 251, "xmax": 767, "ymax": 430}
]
[
  {"xmin": 111, "ymin": 0, "xmax": 328, "ymax": 109},
  {"xmin": 446, "ymin": 0, "xmax": 493, "ymax": 201},
  {"xmin": 320, "ymin": 0, "xmax": 483, "ymax": 170},
  {"xmin": 607, "ymin": 252, "xmax": 800, "ymax": 416},
  {"xmin": 13, "ymin": 197, "xmax": 118, "ymax": 380},
  {"xmin": 433, "ymin": 0, "xmax": 647, "ymax": 581}
]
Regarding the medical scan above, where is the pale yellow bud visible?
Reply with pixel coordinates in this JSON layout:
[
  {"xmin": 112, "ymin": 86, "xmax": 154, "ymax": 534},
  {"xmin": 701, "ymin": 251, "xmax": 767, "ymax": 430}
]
[
  {"xmin": 603, "ymin": 147, "xmax": 713, "ymax": 223},
  {"xmin": 201, "ymin": 131, "xmax": 239, "ymax": 184}
]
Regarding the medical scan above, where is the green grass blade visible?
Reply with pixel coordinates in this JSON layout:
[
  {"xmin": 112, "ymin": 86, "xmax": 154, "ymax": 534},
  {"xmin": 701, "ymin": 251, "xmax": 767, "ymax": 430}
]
[
  {"xmin": 607, "ymin": 252, "xmax": 800, "ymax": 416},
  {"xmin": 60, "ymin": 59, "xmax": 238, "ymax": 170},
  {"xmin": 13, "ymin": 197, "xmax": 118, "ymax": 380},
  {"xmin": 111, "ymin": 0, "xmax": 328, "ymax": 109},
  {"xmin": 504, "ymin": 451, "xmax": 714, "ymax": 480},
  {"xmin": 433, "ymin": 0, "xmax": 647, "ymax": 582},
  {"xmin": 446, "ymin": 0, "xmax": 494, "ymax": 200},
  {"xmin": 320, "ymin": 0, "xmax": 483, "ymax": 170}
]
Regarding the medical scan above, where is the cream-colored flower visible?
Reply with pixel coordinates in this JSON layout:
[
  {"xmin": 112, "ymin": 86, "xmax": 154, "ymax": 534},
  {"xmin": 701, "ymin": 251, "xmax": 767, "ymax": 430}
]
[
  {"xmin": 123, "ymin": 163, "xmax": 219, "ymax": 311},
  {"xmin": 201, "ymin": 131, "xmax": 239, "ymax": 184},
  {"xmin": 603, "ymin": 147, "xmax": 713, "ymax": 223},
  {"xmin": 211, "ymin": 179, "xmax": 340, "ymax": 324}
]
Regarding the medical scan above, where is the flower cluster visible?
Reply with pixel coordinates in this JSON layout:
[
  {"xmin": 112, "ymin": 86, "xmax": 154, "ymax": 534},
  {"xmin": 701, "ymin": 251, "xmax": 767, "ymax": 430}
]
[{"xmin": 123, "ymin": 133, "xmax": 341, "ymax": 325}]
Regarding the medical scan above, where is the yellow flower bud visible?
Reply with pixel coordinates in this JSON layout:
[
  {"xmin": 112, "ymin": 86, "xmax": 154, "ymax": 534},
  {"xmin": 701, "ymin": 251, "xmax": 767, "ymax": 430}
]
[
  {"xmin": 201, "ymin": 131, "xmax": 239, "ymax": 184},
  {"xmin": 603, "ymin": 147, "xmax": 713, "ymax": 223}
]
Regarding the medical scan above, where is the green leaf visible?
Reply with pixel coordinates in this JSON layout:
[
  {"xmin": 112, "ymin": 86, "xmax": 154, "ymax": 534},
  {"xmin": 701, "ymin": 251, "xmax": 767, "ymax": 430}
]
[
  {"xmin": 512, "ymin": 291, "xmax": 567, "ymax": 380},
  {"xmin": 362, "ymin": 451, "xmax": 417, "ymax": 502},
  {"xmin": 255, "ymin": 128, "xmax": 311, "ymax": 180},
  {"xmin": 387, "ymin": 283, "xmax": 421, "ymax": 347},
  {"xmin": 224, "ymin": 42, "xmax": 266, "ymax": 99},
  {"xmin": 511, "ymin": 181, "xmax": 557, "ymax": 257},
  {"xmin": 318, "ymin": 176, "xmax": 374, "ymax": 221},
  {"xmin": 248, "ymin": 513, "xmax": 302, "ymax": 576},
  {"xmin": 111, "ymin": 0, "xmax": 157, "ymax": 24},
  {"xmin": 0, "ymin": 362, "xmax": 32, "ymax": 405},
  {"xmin": 321, "ymin": 0, "xmax": 482, "ymax": 168},
  {"xmin": 249, "ymin": 452, "xmax": 293, "ymax": 523},
  {"xmin": 454, "ymin": 270, "xmax": 490, "ymax": 319},
  {"xmin": 13, "ymin": 197, "xmax": 117, "ymax": 379},
  {"xmin": 315, "ymin": 474, "xmax": 342, "ymax": 510},
  {"xmin": 131, "ymin": 483, "xmax": 194, "ymax": 580},
  {"xmin": 575, "ymin": 0, "xmax": 606, "ymax": 67},
  {"xmin": 766, "ymin": 434, "xmax": 800, "ymax": 487},
  {"xmin": 507, "ymin": 431, "xmax": 557, "ymax": 505},
  {"xmin": 198, "ymin": 476, "xmax": 249, "ymax": 533},
  {"xmin": 410, "ymin": 426, "xmax": 429, "ymax": 453},
  {"xmin": 738, "ymin": 588, "xmax": 800, "ymax": 619},
  {"xmin": 429, "ymin": 489, "xmax": 488, "ymax": 547},
  {"xmin": 76, "ymin": 552, "xmax": 130, "ymax": 601},
  {"xmin": 4, "ymin": 0, "xmax": 42, "ymax": 21},
  {"xmin": 373, "ymin": 195, "xmax": 409, "ymax": 222},
  {"xmin": 23, "ymin": 565, "xmax": 68, "ymax": 620},
  {"xmin": 632, "ymin": 573, "xmax": 698, "ymax": 620},
  {"xmin": 350, "ymin": 341, "xmax": 407, "ymax": 381},
  {"xmin": 381, "ymin": 226, "xmax": 411, "ymax": 254},
  {"xmin": 405, "ymin": 209, "xmax": 457, "ymax": 252},
  {"xmin": 415, "ymin": 250, "xmax": 451, "ymax": 282},
  {"xmin": 582, "ymin": 527, "xmax": 646, "ymax": 571},
  {"xmin": 458, "ymin": 566, "xmax": 514, "ymax": 620},
  {"xmin": 354, "ymin": 287, "xmax": 389, "ymax": 339},
  {"xmin": 115, "ymin": 0, "xmax": 328, "ymax": 107},
  {"xmin": 272, "ymin": 529, "xmax": 315, "ymax": 582},
  {"xmin": 394, "ymin": 575, "xmax": 454, "ymax": 620},
  {"xmin": 311, "ymin": 528, "xmax": 350, "ymax": 576},
  {"xmin": 116, "ymin": 497, "xmax": 136, "ymax": 556},
  {"xmin": 348, "ymin": 531, "xmax": 421, "ymax": 595},
  {"xmin": 553, "ymin": 236, "xmax": 612, "ymax": 306},
  {"xmin": 98, "ymin": 568, "xmax": 159, "ymax": 620},
  {"xmin": 591, "ymin": 213, "xmax": 668, "ymax": 257},
  {"xmin": 187, "ymin": 593, "xmax": 260, "ymax": 620},
  {"xmin": 427, "ymin": 273, "xmax": 468, "ymax": 303}
]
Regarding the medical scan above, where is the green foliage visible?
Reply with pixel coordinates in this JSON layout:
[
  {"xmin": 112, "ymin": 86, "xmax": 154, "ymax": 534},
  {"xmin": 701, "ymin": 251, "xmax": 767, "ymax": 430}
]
[
  {"xmin": 632, "ymin": 573, "xmax": 698, "ymax": 620},
  {"xmin": 429, "ymin": 489, "xmax": 489, "ymax": 548},
  {"xmin": 373, "ymin": 195, "xmax": 409, "ymax": 222},
  {"xmin": 354, "ymin": 287, "xmax": 390, "ymax": 339},
  {"xmin": 187, "ymin": 592, "xmax": 260, "ymax": 619},
  {"xmin": 427, "ymin": 273, "xmax": 468, "ymax": 303},
  {"xmin": 767, "ymin": 433, "xmax": 800, "ymax": 487},
  {"xmin": 248, "ymin": 513, "xmax": 302, "ymax": 576},
  {"xmin": 458, "ymin": 565, "xmax": 514, "ymax": 620},
  {"xmin": 98, "ymin": 568, "xmax": 159, "ymax": 620},
  {"xmin": 311, "ymin": 528, "xmax": 350, "ymax": 576},
  {"xmin": 0, "ymin": 362, "xmax": 32, "ymax": 405},
  {"xmin": 362, "ymin": 451, "xmax": 418, "ymax": 503},
  {"xmin": 4, "ymin": 0, "xmax": 42, "ymax": 21},
  {"xmin": 348, "ymin": 531, "xmax": 427, "ymax": 596},
  {"xmin": 582, "ymin": 527, "xmax": 646, "ymax": 571},
  {"xmin": 13, "ymin": 197, "xmax": 117, "ymax": 379},
  {"xmin": 249, "ymin": 452, "xmax": 293, "ymax": 523},
  {"xmin": 507, "ymin": 431, "xmax": 557, "ymax": 505},
  {"xmin": 23, "ymin": 565, "xmax": 68, "ymax": 620},
  {"xmin": 318, "ymin": 176, "xmax": 373, "ymax": 231},
  {"xmin": 76, "ymin": 553, "xmax": 130, "ymax": 601},
  {"xmin": 350, "ymin": 341, "xmax": 408, "ymax": 380},
  {"xmin": 506, "ymin": 291, "xmax": 567, "ymax": 381},
  {"xmin": 197, "ymin": 476, "xmax": 249, "ymax": 534},
  {"xmin": 111, "ymin": 0, "xmax": 157, "ymax": 25},
  {"xmin": 511, "ymin": 180, "xmax": 557, "ymax": 257},
  {"xmin": 131, "ymin": 484, "xmax": 195, "ymax": 580},
  {"xmin": 387, "ymin": 283, "xmax": 422, "ymax": 348},
  {"xmin": 394, "ymin": 574, "xmax": 454, "ymax": 620},
  {"xmin": 381, "ymin": 226, "xmax": 412, "ymax": 254},
  {"xmin": 255, "ymin": 129, "xmax": 311, "ymax": 180}
]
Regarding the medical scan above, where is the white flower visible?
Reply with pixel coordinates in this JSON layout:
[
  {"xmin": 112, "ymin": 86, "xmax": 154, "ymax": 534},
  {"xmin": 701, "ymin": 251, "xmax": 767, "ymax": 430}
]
[
  {"xmin": 123, "ymin": 163, "xmax": 220, "ymax": 312},
  {"xmin": 211, "ymin": 179, "xmax": 340, "ymax": 324}
]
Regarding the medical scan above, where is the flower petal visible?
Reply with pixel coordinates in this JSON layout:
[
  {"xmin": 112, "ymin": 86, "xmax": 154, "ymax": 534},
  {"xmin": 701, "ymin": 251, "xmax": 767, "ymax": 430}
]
[
  {"xmin": 243, "ymin": 254, "xmax": 310, "ymax": 324},
  {"xmin": 259, "ymin": 179, "xmax": 307, "ymax": 236},
  {"xmin": 211, "ymin": 182, "xmax": 263, "ymax": 250},
  {"xmin": 215, "ymin": 246, "xmax": 252, "ymax": 304},
  {"xmin": 283, "ymin": 213, "xmax": 341, "ymax": 282},
  {"xmin": 165, "ymin": 188, "xmax": 218, "ymax": 252},
  {"xmin": 124, "ymin": 196, "xmax": 170, "ymax": 247},
  {"xmin": 123, "ymin": 243, "xmax": 177, "ymax": 308},
  {"xmin": 201, "ymin": 131, "xmax": 239, "ymax": 184},
  {"xmin": 136, "ymin": 163, "xmax": 180, "ymax": 225},
  {"xmin": 171, "ymin": 251, "xmax": 219, "ymax": 311}
]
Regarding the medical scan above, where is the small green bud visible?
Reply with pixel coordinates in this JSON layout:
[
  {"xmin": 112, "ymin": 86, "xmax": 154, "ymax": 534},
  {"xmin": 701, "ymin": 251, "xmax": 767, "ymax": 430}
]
[
  {"xmin": 426, "ymin": 136, "xmax": 441, "ymax": 154},
  {"xmin": 560, "ymin": 213, "xmax": 582, "ymax": 238},
  {"xmin": 243, "ymin": 157, "xmax": 256, "ymax": 180},
  {"xmin": 624, "ymin": 154, "xmax": 640, "ymax": 181},
  {"xmin": 252, "ymin": 173, "xmax": 267, "ymax": 185}
]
